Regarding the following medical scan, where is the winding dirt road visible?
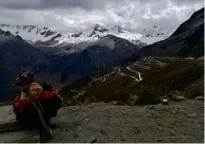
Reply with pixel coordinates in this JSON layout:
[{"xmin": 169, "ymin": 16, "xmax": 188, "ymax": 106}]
[{"xmin": 126, "ymin": 66, "xmax": 143, "ymax": 81}]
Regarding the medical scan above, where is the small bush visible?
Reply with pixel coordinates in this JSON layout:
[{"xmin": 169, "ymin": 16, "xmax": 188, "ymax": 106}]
[
  {"xmin": 136, "ymin": 86, "xmax": 163, "ymax": 105},
  {"xmin": 119, "ymin": 95, "xmax": 129, "ymax": 103},
  {"xmin": 168, "ymin": 90, "xmax": 183, "ymax": 96},
  {"xmin": 167, "ymin": 91, "xmax": 185, "ymax": 101}
]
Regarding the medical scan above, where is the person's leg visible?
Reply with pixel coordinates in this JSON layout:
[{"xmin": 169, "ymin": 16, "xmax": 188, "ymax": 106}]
[
  {"xmin": 39, "ymin": 96, "xmax": 62, "ymax": 119},
  {"xmin": 15, "ymin": 110, "xmax": 37, "ymax": 129}
]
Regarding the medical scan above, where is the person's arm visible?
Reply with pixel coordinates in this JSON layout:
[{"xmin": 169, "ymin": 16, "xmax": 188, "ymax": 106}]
[
  {"xmin": 13, "ymin": 95, "xmax": 29, "ymax": 113},
  {"xmin": 40, "ymin": 91, "xmax": 56, "ymax": 99}
]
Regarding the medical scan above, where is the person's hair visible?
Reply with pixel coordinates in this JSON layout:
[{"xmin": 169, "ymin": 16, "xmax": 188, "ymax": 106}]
[{"xmin": 29, "ymin": 83, "xmax": 43, "ymax": 99}]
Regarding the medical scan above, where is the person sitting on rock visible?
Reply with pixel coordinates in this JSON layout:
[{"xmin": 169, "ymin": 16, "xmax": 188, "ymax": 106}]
[{"xmin": 13, "ymin": 71, "xmax": 63, "ymax": 128}]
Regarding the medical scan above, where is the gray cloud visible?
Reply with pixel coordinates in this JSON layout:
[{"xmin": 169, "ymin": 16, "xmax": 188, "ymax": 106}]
[
  {"xmin": 0, "ymin": 0, "xmax": 203, "ymax": 33},
  {"xmin": 0, "ymin": 0, "xmax": 203, "ymax": 10},
  {"xmin": 0, "ymin": 0, "xmax": 109, "ymax": 10},
  {"xmin": 171, "ymin": 0, "xmax": 204, "ymax": 5}
]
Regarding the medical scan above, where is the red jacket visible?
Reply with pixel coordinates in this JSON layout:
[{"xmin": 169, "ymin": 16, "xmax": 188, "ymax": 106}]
[{"xmin": 13, "ymin": 88, "xmax": 63, "ymax": 114}]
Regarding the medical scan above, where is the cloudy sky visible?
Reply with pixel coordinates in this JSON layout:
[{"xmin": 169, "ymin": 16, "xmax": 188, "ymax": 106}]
[{"xmin": 0, "ymin": 0, "xmax": 203, "ymax": 32}]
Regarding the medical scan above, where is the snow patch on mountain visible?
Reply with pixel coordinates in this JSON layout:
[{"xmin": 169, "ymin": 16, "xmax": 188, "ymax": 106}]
[
  {"xmin": 0, "ymin": 24, "xmax": 59, "ymax": 42},
  {"xmin": 139, "ymin": 25, "xmax": 175, "ymax": 44},
  {"xmin": 55, "ymin": 25, "xmax": 144, "ymax": 45},
  {"xmin": 0, "ymin": 24, "xmax": 175, "ymax": 46}
]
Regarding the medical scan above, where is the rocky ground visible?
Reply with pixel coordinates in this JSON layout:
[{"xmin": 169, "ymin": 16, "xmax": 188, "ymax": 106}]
[{"xmin": 0, "ymin": 99, "xmax": 204, "ymax": 143}]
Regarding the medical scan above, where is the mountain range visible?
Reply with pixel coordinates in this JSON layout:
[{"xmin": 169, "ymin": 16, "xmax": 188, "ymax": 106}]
[
  {"xmin": 0, "ymin": 8, "xmax": 204, "ymax": 102},
  {"xmin": 0, "ymin": 23, "xmax": 175, "ymax": 47},
  {"xmin": 0, "ymin": 28, "xmax": 142, "ymax": 101}
]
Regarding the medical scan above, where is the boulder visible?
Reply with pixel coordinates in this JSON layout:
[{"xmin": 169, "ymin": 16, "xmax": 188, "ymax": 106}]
[
  {"xmin": 127, "ymin": 94, "xmax": 139, "ymax": 106},
  {"xmin": 195, "ymin": 96, "xmax": 204, "ymax": 101},
  {"xmin": 162, "ymin": 99, "xmax": 169, "ymax": 105}
]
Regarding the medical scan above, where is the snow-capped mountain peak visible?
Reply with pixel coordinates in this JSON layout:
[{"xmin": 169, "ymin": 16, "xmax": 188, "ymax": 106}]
[
  {"xmin": 93, "ymin": 24, "xmax": 108, "ymax": 33},
  {"xmin": 0, "ymin": 23, "xmax": 175, "ymax": 47},
  {"xmin": 0, "ymin": 24, "xmax": 59, "ymax": 42},
  {"xmin": 110, "ymin": 25, "xmax": 125, "ymax": 33},
  {"xmin": 142, "ymin": 25, "xmax": 172, "ymax": 38},
  {"xmin": 138, "ymin": 25, "xmax": 175, "ymax": 44}
]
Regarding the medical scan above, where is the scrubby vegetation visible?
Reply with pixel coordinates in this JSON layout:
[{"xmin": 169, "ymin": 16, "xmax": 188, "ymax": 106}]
[
  {"xmin": 136, "ymin": 86, "xmax": 163, "ymax": 105},
  {"xmin": 61, "ymin": 57, "xmax": 204, "ymax": 106},
  {"xmin": 167, "ymin": 91, "xmax": 185, "ymax": 101}
]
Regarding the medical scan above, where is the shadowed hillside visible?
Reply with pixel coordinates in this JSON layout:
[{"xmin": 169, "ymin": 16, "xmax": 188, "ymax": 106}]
[
  {"xmin": 133, "ymin": 8, "xmax": 204, "ymax": 59},
  {"xmin": 60, "ymin": 57, "xmax": 204, "ymax": 105}
]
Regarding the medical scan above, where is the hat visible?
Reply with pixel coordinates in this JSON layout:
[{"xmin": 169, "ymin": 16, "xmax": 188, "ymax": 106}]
[{"xmin": 15, "ymin": 71, "xmax": 35, "ymax": 86}]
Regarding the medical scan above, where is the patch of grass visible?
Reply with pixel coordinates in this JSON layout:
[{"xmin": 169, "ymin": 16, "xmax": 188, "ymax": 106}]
[
  {"xmin": 168, "ymin": 119, "xmax": 186, "ymax": 129},
  {"xmin": 136, "ymin": 86, "xmax": 163, "ymax": 105},
  {"xmin": 167, "ymin": 91, "xmax": 185, "ymax": 101},
  {"xmin": 184, "ymin": 77, "xmax": 204, "ymax": 98}
]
